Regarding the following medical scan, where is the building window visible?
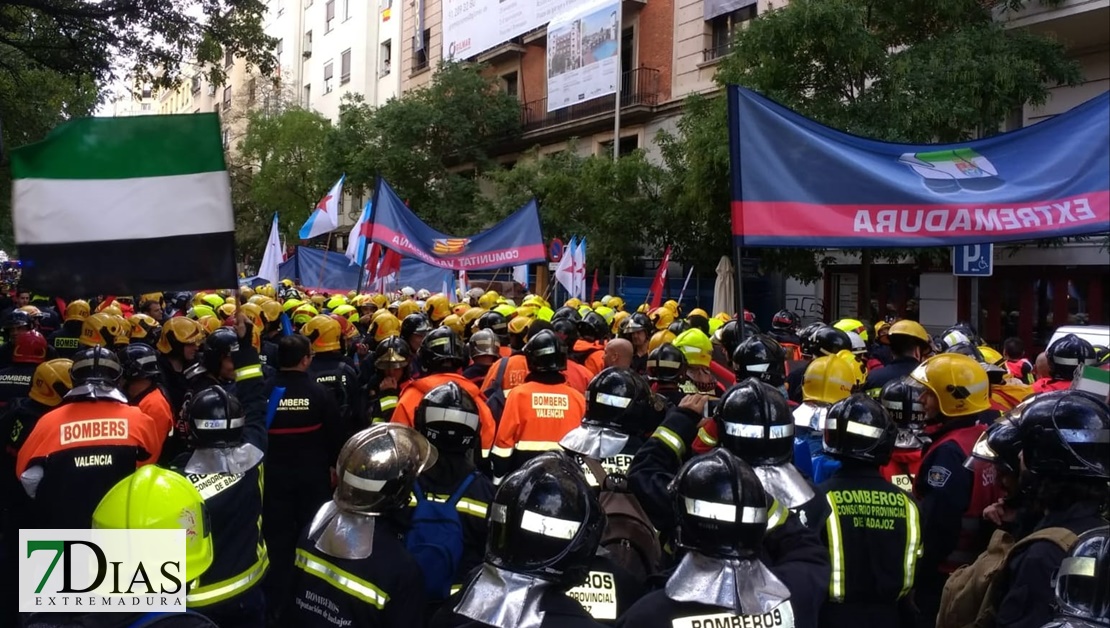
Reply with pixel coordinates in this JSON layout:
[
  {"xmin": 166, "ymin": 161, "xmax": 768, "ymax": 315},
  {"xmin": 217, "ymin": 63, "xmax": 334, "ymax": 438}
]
[
  {"xmin": 340, "ymin": 49, "xmax": 352, "ymax": 83},
  {"xmin": 248, "ymin": 78, "xmax": 257, "ymax": 105},
  {"xmin": 224, "ymin": 48, "xmax": 234, "ymax": 68},
  {"xmin": 325, "ymin": 0, "xmax": 335, "ymax": 32},
  {"xmin": 380, "ymin": 40, "xmax": 392, "ymax": 76},
  {"xmin": 343, "ymin": 0, "xmax": 351, "ymax": 20},
  {"xmin": 599, "ymin": 135, "xmax": 639, "ymax": 157},
  {"xmin": 275, "ymin": 38, "xmax": 283, "ymax": 61},
  {"xmin": 223, "ymin": 86, "xmax": 232, "ymax": 110},
  {"xmin": 304, "ymin": 83, "xmax": 311, "ymax": 106},
  {"xmin": 412, "ymin": 29, "xmax": 431, "ymax": 72},
  {"xmin": 502, "ymin": 71, "xmax": 518, "ymax": 98},
  {"xmin": 222, "ymin": 128, "xmax": 230, "ymax": 149},
  {"xmin": 706, "ymin": 5, "xmax": 756, "ymax": 61},
  {"xmin": 324, "ymin": 62, "xmax": 334, "ymax": 93},
  {"xmin": 191, "ymin": 75, "xmax": 201, "ymax": 93},
  {"xmin": 304, "ymin": 30, "xmax": 313, "ymax": 58},
  {"xmin": 141, "ymin": 103, "xmax": 152, "ymax": 111},
  {"xmin": 141, "ymin": 86, "xmax": 152, "ymax": 99}
]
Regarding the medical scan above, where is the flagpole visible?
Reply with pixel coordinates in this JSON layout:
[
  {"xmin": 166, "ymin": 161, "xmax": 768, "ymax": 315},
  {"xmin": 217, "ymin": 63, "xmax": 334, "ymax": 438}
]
[
  {"xmin": 356, "ymin": 176, "xmax": 381, "ymax": 292},
  {"xmin": 726, "ymin": 87, "xmax": 746, "ymax": 320},
  {"xmin": 677, "ymin": 265, "xmax": 694, "ymax": 306}
]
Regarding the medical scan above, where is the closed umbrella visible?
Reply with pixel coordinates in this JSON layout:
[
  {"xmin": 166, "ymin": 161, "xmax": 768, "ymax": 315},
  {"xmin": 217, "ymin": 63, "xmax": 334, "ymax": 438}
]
[{"xmin": 713, "ymin": 255, "xmax": 735, "ymax": 317}]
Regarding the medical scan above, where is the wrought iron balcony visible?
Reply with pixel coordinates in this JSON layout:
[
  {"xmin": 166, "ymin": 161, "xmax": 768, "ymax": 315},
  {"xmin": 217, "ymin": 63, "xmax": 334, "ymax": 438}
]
[{"xmin": 520, "ymin": 66, "xmax": 661, "ymax": 133}]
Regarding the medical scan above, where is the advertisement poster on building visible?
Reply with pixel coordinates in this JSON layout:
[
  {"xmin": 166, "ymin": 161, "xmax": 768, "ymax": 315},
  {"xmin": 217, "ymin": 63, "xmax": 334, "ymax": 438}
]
[
  {"xmin": 443, "ymin": 0, "xmax": 587, "ymax": 60},
  {"xmin": 546, "ymin": 0, "xmax": 620, "ymax": 112}
]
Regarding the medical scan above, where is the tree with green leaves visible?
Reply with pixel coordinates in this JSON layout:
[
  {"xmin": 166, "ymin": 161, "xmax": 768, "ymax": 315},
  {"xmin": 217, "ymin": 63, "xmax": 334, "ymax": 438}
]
[
  {"xmin": 233, "ymin": 106, "xmax": 332, "ymax": 259},
  {"xmin": 323, "ymin": 61, "xmax": 522, "ymax": 234},
  {"xmin": 657, "ymin": 0, "xmax": 1081, "ymax": 301},
  {"xmin": 485, "ymin": 145, "xmax": 669, "ymax": 271},
  {"xmin": 0, "ymin": 58, "xmax": 99, "ymax": 251},
  {"xmin": 0, "ymin": 0, "xmax": 275, "ymax": 90}
]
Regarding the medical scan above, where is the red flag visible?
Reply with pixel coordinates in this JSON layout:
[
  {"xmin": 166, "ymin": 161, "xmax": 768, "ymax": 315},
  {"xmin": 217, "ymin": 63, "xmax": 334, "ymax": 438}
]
[
  {"xmin": 590, "ymin": 269, "xmax": 600, "ymax": 303},
  {"xmin": 378, "ymin": 248, "xmax": 402, "ymax": 279},
  {"xmin": 363, "ymin": 243, "xmax": 382, "ymax": 286},
  {"xmin": 648, "ymin": 246, "xmax": 672, "ymax": 309}
]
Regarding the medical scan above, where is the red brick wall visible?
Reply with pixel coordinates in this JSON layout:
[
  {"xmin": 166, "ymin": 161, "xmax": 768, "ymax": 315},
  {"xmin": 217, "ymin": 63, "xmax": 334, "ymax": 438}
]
[{"xmin": 636, "ymin": 0, "xmax": 674, "ymax": 102}]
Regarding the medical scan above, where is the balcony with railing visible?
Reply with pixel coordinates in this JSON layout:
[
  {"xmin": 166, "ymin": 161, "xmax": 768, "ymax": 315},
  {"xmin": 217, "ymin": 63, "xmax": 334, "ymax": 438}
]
[{"xmin": 520, "ymin": 66, "xmax": 661, "ymax": 134}]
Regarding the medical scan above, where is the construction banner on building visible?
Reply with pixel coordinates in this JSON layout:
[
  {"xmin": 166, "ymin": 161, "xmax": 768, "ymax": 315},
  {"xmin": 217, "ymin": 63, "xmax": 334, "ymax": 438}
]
[
  {"xmin": 546, "ymin": 0, "xmax": 621, "ymax": 112},
  {"xmin": 365, "ymin": 178, "xmax": 547, "ymax": 270},
  {"xmin": 727, "ymin": 86, "xmax": 1110, "ymax": 247}
]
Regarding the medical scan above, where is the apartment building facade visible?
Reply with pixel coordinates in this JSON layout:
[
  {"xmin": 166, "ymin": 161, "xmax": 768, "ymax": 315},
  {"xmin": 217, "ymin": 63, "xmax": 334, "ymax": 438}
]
[{"xmin": 265, "ymin": 0, "xmax": 402, "ymax": 120}]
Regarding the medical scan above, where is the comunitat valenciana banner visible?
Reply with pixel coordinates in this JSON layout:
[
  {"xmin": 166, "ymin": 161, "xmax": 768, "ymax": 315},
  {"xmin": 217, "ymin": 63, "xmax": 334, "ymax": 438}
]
[
  {"xmin": 546, "ymin": 0, "xmax": 621, "ymax": 112},
  {"xmin": 444, "ymin": 0, "xmax": 583, "ymax": 59},
  {"xmin": 366, "ymin": 178, "xmax": 547, "ymax": 270},
  {"xmin": 727, "ymin": 86, "xmax": 1110, "ymax": 247}
]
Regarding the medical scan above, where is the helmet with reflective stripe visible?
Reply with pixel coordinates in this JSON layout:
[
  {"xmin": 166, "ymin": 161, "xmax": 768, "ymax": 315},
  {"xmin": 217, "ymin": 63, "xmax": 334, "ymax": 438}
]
[
  {"xmin": 120, "ymin": 342, "xmax": 162, "ymax": 381},
  {"xmin": 672, "ymin": 328, "xmax": 713, "ymax": 368},
  {"xmin": 670, "ymin": 448, "xmax": 769, "ymax": 559},
  {"xmin": 822, "ymin": 394, "xmax": 896, "ymax": 465},
  {"xmin": 1047, "ymin": 334, "xmax": 1098, "ymax": 381},
  {"xmin": 486, "ymin": 452, "xmax": 603, "ymax": 585},
  {"xmin": 71, "ymin": 346, "xmax": 123, "ymax": 385},
  {"xmin": 802, "ymin": 325, "xmax": 852, "ymax": 358},
  {"xmin": 65, "ymin": 299, "xmax": 91, "ymax": 322},
  {"xmin": 415, "ymin": 382, "xmax": 481, "ymax": 453},
  {"xmin": 419, "ymin": 326, "xmax": 465, "ymax": 373},
  {"xmin": 771, "ymin": 310, "xmax": 798, "ymax": 331},
  {"xmin": 1005, "ymin": 390, "xmax": 1109, "ymax": 479},
  {"xmin": 373, "ymin": 335, "xmax": 412, "ymax": 370},
  {"xmin": 93, "ymin": 466, "xmax": 214, "ymax": 582},
  {"xmin": 731, "ymin": 335, "xmax": 787, "ymax": 388},
  {"xmin": 334, "ymin": 424, "xmax": 437, "ymax": 514},
  {"xmin": 1054, "ymin": 526, "xmax": 1110, "ymax": 623},
  {"xmin": 647, "ymin": 343, "xmax": 687, "ymax": 383},
  {"xmin": 583, "ymin": 366, "xmax": 651, "ymax": 432},
  {"xmin": 467, "ymin": 328, "xmax": 501, "ymax": 360},
  {"xmin": 879, "ymin": 377, "xmax": 927, "ymax": 450},
  {"xmin": 714, "ymin": 379, "xmax": 793, "ymax": 466},
  {"xmin": 833, "ymin": 318, "xmax": 869, "ymax": 343},
  {"xmin": 185, "ymin": 385, "xmax": 246, "ymax": 447},
  {"xmin": 910, "ymin": 353, "xmax": 990, "ymax": 418},
  {"xmin": 524, "ymin": 329, "xmax": 567, "ymax": 373},
  {"xmin": 13, "ymin": 330, "xmax": 48, "ymax": 365}
]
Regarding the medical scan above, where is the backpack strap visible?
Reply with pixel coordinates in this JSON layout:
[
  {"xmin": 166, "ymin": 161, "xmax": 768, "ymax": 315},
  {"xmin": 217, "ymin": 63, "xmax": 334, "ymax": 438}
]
[
  {"xmin": 583, "ymin": 458, "xmax": 610, "ymax": 489},
  {"xmin": 487, "ymin": 357, "xmax": 511, "ymax": 396},
  {"xmin": 1011, "ymin": 527, "xmax": 1078, "ymax": 555},
  {"xmin": 446, "ymin": 472, "xmax": 479, "ymax": 508}
]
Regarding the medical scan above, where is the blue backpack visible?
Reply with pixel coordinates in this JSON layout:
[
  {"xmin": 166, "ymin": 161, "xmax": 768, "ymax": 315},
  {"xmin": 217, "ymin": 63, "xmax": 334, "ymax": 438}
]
[{"xmin": 405, "ymin": 472, "xmax": 478, "ymax": 600}]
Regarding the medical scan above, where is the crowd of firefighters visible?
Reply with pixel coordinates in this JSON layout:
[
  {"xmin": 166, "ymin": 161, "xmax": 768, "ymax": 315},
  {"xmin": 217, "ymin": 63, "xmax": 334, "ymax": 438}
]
[{"xmin": 0, "ymin": 282, "xmax": 1106, "ymax": 628}]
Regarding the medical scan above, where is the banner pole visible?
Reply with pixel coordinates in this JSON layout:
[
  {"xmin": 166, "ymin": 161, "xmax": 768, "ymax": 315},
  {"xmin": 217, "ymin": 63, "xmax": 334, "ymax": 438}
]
[{"xmin": 726, "ymin": 86, "xmax": 745, "ymax": 321}]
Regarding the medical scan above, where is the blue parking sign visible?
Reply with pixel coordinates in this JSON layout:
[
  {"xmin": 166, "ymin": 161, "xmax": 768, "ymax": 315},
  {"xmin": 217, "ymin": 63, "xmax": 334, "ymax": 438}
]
[{"xmin": 953, "ymin": 244, "xmax": 993, "ymax": 277}]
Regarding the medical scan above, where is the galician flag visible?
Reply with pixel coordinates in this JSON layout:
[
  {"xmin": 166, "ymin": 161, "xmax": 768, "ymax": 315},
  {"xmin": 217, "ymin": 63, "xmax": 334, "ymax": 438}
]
[
  {"xmin": 11, "ymin": 114, "xmax": 236, "ymax": 296},
  {"xmin": 300, "ymin": 175, "xmax": 345, "ymax": 239},
  {"xmin": 554, "ymin": 236, "xmax": 577, "ymax": 297},
  {"xmin": 258, "ymin": 214, "xmax": 283, "ymax": 286},
  {"xmin": 345, "ymin": 200, "xmax": 372, "ymax": 266}
]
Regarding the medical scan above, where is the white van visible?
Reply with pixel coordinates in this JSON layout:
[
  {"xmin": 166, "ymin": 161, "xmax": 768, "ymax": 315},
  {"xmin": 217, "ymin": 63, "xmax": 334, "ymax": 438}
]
[{"xmin": 1047, "ymin": 325, "xmax": 1110, "ymax": 350}]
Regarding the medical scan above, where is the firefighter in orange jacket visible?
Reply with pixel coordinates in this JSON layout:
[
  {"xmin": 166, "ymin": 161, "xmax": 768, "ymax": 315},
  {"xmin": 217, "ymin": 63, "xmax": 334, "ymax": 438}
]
[
  {"xmin": 392, "ymin": 326, "xmax": 496, "ymax": 457},
  {"xmin": 570, "ymin": 311, "xmax": 608, "ymax": 376},
  {"xmin": 491, "ymin": 329, "xmax": 586, "ymax": 483},
  {"xmin": 16, "ymin": 346, "xmax": 165, "ymax": 529}
]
